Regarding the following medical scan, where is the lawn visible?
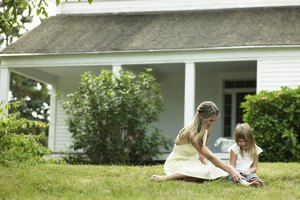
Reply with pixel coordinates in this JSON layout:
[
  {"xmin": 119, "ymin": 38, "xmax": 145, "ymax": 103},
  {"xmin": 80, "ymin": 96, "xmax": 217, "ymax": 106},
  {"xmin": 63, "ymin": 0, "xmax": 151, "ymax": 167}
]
[{"xmin": 0, "ymin": 162, "xmax": 299, "ymax": 200}]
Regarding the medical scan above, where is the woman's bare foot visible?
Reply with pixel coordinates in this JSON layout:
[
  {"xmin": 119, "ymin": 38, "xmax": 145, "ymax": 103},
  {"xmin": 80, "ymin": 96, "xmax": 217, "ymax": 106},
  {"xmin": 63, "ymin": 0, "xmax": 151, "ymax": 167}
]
[{"xmin": 150, "ymin": 175, "xmax": 165, "ymax": 182}]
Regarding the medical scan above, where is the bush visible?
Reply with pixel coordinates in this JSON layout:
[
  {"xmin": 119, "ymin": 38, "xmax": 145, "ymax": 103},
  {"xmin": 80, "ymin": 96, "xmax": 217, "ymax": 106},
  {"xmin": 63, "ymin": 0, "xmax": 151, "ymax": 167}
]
[
  {"xmin": 0, "ymin": 102, "xmax": 51, "ymax": 166},
  {"xmin": 63, "ymin": 69, "xmax": 172, "ymax": 165},
  {"xmin": 8, "ymin": 103, "xmax": 49, "ymax": 146},
  {"xmin": 241, "ymin": 86, "xmax": 300, "ymax": 162}
]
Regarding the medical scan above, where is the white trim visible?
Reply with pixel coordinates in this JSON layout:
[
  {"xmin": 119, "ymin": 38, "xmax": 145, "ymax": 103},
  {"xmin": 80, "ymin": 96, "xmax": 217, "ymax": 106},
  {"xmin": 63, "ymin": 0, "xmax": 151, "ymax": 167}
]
[
  {"xmin": 57, "ymin": 0, "xmax": 300, "ymax": 15},
  {"xmin": 256, "ymin": 60, "xmax": 263, "ymax": 92},
  {"xmin": 112, "ymin": 64, "xmax": 122, "ymax": 77},
  {"xmin": 2, "ymin": 47, "xmax": 300, "ymax": 69},
  {"xmin": 2, "ymin": 45, "xmax": 300, "ymax": 57},
  {"xmin": 0, "ymin": 68, "xmax": 10, "ymax": 103},
  {"xmin": 11, "ymin": 68, "xmax": 57, "ymax": 85},
  {"xmin": 48, "ymin": 86, "xmax": 57, "ymax": 151},
  {"xmin": 184, "ymin": 62, "xmax": 195, "ymax": 126}
]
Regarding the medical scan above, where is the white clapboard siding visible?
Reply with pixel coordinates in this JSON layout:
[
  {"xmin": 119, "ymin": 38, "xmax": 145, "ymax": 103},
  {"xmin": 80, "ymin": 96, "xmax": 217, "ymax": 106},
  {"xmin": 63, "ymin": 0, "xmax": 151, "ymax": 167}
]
[
  {"xmin": 154, "ymin": 72, "xmax": 185, "ymax": 143},
  {"xmin": 257, "ymin": 59, "xmax": 300, "ymax": 92},
  {"xmin": 53, "ymin": 101, "xmax": 73, "ymax": 152},
  {"xmin": 52, "ymin": 66, "xmax": 187, "ymax": 153},
  {"xmin": 57, "ymin": 0, "xmax": 300, "ymax": 15},
  {"xmin": 52, "ymin": 79, "xmax": 80, "ymax": 152}
]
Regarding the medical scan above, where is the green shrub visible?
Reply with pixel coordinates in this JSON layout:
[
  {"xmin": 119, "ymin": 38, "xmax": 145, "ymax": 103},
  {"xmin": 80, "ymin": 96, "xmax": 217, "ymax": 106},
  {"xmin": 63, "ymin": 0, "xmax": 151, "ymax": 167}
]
[
  {"xmin": 0, "ymin": 102, "xmax": 51, "ymax": 166},
  {"xmin": 241, "ymin": 86, "xmax": 300, "ymax": 162},
  {"xmin": 63, "ymin": 69, "xmax": 172, "ymax": 165}
]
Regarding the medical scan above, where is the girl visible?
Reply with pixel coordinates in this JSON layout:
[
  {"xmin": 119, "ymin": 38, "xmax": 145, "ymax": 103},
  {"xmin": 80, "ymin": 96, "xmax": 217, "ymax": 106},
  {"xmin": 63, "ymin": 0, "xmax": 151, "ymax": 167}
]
[
  {"xmin": 228, "ymin": 123, "xmax": 264, "ymax": 186},
  {"xmin": 150, "ymin": 101, "xmax": 242, "ymax": 183}
]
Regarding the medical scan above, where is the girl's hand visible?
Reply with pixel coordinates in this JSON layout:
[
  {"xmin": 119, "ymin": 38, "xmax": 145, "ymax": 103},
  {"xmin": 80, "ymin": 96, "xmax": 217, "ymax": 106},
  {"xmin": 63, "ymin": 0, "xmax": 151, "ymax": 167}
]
[{"xmin": 242, "ymin": 170, "xmax": 251, "ymax": 176}]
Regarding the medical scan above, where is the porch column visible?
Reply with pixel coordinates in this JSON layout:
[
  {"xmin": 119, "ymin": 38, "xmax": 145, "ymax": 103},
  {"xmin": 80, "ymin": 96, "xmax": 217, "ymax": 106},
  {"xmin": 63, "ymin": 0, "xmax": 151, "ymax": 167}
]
[
  {"xmin": 0, "ymin": 68, "xmax": 10, "ymax": 104},
  {"xmin": 184, "ymin": 62, "xmax": 196, "ymax": 126},
  {"xmin": 48, "ymin": 86, "xmax": 56, "ymax": 151},
  {"xmin": 112, "ymin": 64, "xmax": 122, "ymax": 76}
]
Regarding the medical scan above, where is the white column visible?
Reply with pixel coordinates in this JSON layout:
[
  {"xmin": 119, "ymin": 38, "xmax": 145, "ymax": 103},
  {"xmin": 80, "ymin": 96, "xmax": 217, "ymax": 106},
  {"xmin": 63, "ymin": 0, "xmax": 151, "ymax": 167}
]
[
  {"xmin": 184, "ymin": 62, "xmax": 196, "ymax": 126},
  {"xmin": 256, "ymin": 60, "xmax": 262, "ymax": 93},
  {"xmin": 0, "ymin": 68, "xmax": 10, "ymax": 103},
  {"xmin": 48, "ymin": 85, "xmax": 56, "ymax": 151},
  {"xmin": 112, "ymin": 64, "xmax": 122, "ymax": 77}
]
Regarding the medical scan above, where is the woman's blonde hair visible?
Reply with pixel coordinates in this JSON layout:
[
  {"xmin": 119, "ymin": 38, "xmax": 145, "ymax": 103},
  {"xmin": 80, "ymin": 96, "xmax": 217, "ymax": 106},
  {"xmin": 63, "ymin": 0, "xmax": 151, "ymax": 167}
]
[
  {"xmin": 234, "ymin": 123, "xmax": 257, "ymax": 159},
  {"xmin": 178, "ymin": 101, "xmax": 219, "ymax": 145}
]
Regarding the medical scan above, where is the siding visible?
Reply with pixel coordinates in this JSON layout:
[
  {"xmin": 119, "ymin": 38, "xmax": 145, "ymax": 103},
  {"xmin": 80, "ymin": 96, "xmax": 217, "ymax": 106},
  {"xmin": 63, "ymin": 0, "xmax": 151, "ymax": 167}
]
[
  {"xmin": 196, "ymin": 62, "xmax": 256, "ymax": 152},
  {"xmin": 52, "ymin": 67, "xmax": 186, "ymax": 153},
  {"xmin": 53, "ymin": 78, "xmax": 80, "ymax": 152},
  {"xmin": 58, "ymin": 0, "xmax": 300, "ymax": 15},
  {"xmin": 258, "ymin": 59, "xmax": 300, "ymax": 92},
  {"xmin": 155, "ymin": 71, "xmax": 185, "ymax": 143}
]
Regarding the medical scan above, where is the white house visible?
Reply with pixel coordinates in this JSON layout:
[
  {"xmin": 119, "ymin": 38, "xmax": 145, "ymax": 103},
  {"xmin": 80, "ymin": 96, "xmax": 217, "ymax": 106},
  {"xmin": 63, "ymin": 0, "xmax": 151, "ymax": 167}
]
[{"xmin": 1, "ymin": 0, "xmax": 300, "ymax": 159}]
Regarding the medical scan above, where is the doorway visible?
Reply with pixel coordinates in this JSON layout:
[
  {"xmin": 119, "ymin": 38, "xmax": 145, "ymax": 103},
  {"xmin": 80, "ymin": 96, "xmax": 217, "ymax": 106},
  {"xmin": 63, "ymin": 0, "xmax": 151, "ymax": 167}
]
[
  {"xmin": 223, "ymin": 80, "xmax": 256, "ymax": 137},
  {"xmin": 236, "ymin": 92, "xmax": 255, "ymax": 124}
]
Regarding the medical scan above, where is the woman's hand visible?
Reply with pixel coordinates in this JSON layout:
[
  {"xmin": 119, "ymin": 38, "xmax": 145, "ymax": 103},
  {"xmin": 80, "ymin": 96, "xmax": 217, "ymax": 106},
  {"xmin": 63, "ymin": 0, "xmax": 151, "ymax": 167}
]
[{"xmin": 229, "ymin": 166, "xmax": 243, "ymax": 182}]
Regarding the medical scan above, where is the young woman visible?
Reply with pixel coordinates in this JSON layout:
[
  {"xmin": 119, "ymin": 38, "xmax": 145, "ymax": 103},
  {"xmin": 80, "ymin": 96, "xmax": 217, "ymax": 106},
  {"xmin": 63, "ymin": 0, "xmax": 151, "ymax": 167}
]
[
  {"xmin": 227, "ymin": 123, "xmax": 264, "ymax": 186},
  {"xmin": 150, "ymin": 101, "xmax": 242, "ymax": 182}
]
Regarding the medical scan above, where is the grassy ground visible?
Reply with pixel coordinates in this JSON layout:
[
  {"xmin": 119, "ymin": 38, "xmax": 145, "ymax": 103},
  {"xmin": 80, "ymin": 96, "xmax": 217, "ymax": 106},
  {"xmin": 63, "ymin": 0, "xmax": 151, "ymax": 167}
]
[{"xmin": 0, "ymin": 162, "xmax": 299, "ymax": 200}]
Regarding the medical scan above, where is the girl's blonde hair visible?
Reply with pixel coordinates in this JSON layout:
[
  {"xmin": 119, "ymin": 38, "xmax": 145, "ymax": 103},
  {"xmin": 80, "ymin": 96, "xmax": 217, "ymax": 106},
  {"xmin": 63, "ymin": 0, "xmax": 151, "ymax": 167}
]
[
  {"xmin": 178, "ymin": 101, "xmax": 219, "ymax": 145},
  {"xmin": 234, "ymin": 123, "xmax": 257, "ymax": 159}
]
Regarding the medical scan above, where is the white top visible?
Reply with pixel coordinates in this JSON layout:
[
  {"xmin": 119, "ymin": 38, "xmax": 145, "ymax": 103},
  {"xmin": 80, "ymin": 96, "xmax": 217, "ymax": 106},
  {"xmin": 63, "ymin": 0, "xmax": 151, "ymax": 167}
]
[{"xmin": 227, "ymin": 143, "xmax": 263, "ymax": 172}]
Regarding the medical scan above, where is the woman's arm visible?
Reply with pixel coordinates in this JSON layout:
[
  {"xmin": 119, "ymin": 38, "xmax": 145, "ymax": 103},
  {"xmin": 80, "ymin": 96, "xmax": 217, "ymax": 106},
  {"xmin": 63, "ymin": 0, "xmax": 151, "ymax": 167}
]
[
  {"xmin": 199, "ymin": 129, "xmax": 210, "ymax": 164},
  {"xmin": 192, "ymin": 141, "xmax": 242, "ymax": 182},
  {"xmin": 199, "ymin": 153, "xmax": 209, "ymax": 165}
]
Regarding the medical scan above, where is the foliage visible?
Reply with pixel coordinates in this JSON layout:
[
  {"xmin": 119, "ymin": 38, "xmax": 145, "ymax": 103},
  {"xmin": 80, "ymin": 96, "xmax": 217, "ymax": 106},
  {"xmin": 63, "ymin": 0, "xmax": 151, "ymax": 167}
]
[
  {"xmin": 0, "ymin": 0, "xmax": 48, "ymax": 35},
  {"xmin": 10, "ymin": 72, "xmax": 50, "ymax": 123},
  {"xmin": 0, "ymin": 102, "xmax": 51, "ymax": 166},
  {"xmin": 0, "ymin": 3, "xmax": 33, "ymax": 49},
  {"xmin": 0, "ymin": 0, "xmax": 93, "ymax": 35},
  {"xmin": 63, "ymin": 69, "xmax": 172, "ymax": 165},
  {"xmin": 0, "ymin": 1, "xmax": 50, "ymax": 142},
  {"xmin": 241, "ymin": 86, "xmax": 300, "ymax": 162}
]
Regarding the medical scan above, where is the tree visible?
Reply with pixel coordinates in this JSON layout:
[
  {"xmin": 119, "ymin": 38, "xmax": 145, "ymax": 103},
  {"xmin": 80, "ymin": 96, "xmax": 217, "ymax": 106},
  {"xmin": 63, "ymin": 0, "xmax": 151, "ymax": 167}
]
[
  {"xmin": 8, "ymin": 73, "xmax": 50, "ymax": 146},
  {"xmin": 10, "ymin": 73, "xmax": 50, "ymax": 123},
  {"xmin": 0, "ymin": 1, "xmax": 33, "ymax": 49},
  {"xmin": 0, "ymin": 101, "xmax": 50, "ymax": 166},
  {"xmin": 0, "ymin": 0, "xmax": 48, "ymax": 36},
  {"xmin": 0, "ymin": 6, "xmax": 33, "ymax": 48},
  {"xmin": 63, "ymin": 69, "xmax": 172, "ymax": 164},
  {"xmin": 0, "ymin": 0, "xmax": 93, "ymax": 35},
  {"xmin": 1, "ymin": 1, "xmax": 51, "ymax": 142}
]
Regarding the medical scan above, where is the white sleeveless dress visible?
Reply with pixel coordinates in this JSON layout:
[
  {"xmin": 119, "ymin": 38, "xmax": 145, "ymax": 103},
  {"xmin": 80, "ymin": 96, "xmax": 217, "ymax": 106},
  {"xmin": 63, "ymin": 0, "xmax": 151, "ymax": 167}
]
[{"xmin": 164, "ymin": 143, "xmax": 228, "ymax": 180}]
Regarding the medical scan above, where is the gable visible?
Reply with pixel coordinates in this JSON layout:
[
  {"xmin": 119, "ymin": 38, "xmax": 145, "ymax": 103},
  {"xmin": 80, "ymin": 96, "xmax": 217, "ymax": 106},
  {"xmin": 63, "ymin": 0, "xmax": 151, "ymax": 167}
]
[{"xmin": 1, "ymin": 6, "xmax": 300, "ymax": 55}]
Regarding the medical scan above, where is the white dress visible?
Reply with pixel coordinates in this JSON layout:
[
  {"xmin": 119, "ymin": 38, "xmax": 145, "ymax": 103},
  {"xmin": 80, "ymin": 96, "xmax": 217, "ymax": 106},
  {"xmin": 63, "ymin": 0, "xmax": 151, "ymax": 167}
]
[{"xmin": 164, "ymin": 143, "xmax": 228, "ymax": 180}]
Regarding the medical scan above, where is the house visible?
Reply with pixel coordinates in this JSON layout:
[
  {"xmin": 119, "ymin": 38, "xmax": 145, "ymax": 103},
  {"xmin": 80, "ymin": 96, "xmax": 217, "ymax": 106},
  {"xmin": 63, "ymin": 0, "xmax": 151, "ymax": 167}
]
[{"xmin": 1, "ymin": 0, "xmax": 300, "ymax": 160}]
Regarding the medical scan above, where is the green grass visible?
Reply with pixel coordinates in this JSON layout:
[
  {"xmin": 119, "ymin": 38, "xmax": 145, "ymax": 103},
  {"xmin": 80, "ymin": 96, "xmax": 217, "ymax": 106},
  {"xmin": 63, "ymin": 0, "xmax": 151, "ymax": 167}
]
[{"xmin": 0, "ymin": 163, "xmax": 299, "ymax": 200}]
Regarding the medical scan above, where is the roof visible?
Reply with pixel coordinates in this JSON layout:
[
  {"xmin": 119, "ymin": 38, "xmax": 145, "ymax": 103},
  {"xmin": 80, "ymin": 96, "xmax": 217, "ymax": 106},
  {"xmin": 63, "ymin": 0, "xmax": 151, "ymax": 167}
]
[{"xmin": 1, "ymin": 6, "xmax": 300, "ymax": 55}]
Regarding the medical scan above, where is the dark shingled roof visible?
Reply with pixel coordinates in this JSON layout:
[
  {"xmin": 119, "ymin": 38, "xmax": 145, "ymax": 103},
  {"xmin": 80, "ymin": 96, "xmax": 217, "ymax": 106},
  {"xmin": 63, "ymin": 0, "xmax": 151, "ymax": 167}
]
[{"xmin": 1, "ymin": 6, "xmax": 300, "ymax": 55}]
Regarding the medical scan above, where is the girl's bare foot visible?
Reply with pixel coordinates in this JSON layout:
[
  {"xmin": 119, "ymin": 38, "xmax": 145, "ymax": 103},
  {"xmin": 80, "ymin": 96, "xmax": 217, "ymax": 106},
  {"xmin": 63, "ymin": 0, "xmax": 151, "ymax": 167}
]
[
  {"xmin": 150, "ymin": 175, "xmax": 165, "ymax": 182},
  {"xmin": 249, "ymin": 178, "xmax": 264, "ymax": 187}
]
